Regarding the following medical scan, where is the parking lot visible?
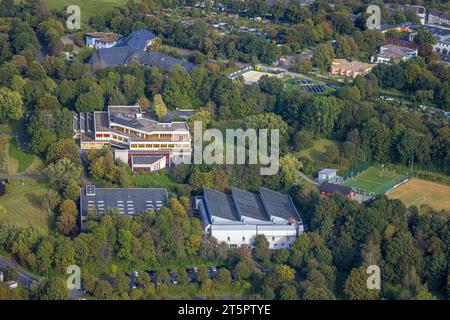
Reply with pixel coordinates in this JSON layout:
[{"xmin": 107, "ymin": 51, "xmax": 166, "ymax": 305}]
[{"xmin": 127, "ymin": 266, "xmax": 223, "ymax": 289}]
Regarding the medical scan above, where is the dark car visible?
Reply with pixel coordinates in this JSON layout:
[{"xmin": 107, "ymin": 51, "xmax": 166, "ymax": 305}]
[
  {"xmin": 148, "ymin": 270, "xmax": 160, "ymax": 286},
  {"xmin": 167, "ymin": 269, "xmax": 178, "ymax": 285},
  {"xmin": 208, "ymin": 266, "xmax": 218, "ymax": 280},
  {"xmin": 187, "ymin": 267, "xmax": 199, "ymax": 284}
]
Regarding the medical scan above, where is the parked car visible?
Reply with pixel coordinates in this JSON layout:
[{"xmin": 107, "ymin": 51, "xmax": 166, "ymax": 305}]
[
  {"xmin": 148, "ymin": 270, "xmax": 160, "ymax": 286},
  {"xmin": 187, "ymin": 267, "xmax": 199, "ymax": 284},
  {"xmin": 208, "ymin": 266, "xmax": 218, "ymax": 279},
  {"xmin": 167, "ymin": 269, "xmax": 178, "ymax": 285}
]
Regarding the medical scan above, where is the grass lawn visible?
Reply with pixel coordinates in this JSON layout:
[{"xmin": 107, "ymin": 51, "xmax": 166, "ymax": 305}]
[
  {"xmin": 343, "ymin": 166, "xmax": 407, "ymax": 195},
  {"xmin": 296, "ymin": 139, "xmax": 337, "ymax": 161},
  {"xmin": 0, "ymin": 179, "xmax": 51, "ymax": 234},
  {"xmin": 4, "ymin": 136, "xmax": 44, "ymax": 174},
  {"xmin": 132, "ymin": 169, "xmax": 180, "ymax": 191},
  {"xmin": 8, "ymin": 137, "xmax": 33, "ymax": 173},
  {"xmin": 388, "ymin": 178, "xmax": 450, "ymax": 211},
  {"xmin": 43, "ymin": 0, "xmax": 131, "ymax": 20}
]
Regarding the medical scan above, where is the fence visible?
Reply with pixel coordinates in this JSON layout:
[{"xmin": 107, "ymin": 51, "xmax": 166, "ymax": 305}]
[{"xmin": 343, "ymin": 161, "xmax": 373, "ymax": 179}]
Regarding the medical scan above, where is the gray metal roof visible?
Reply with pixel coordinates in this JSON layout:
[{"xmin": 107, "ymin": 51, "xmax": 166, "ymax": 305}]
[
  {"xmin": 93, "ymin": 107, "xmax": 189, "ymax": 134},
  {"xmin": 132, "ymin": 156, "xmax": 164, "ymax": 165},
  {"xmin": 203, "ymin": 188, "xmax": 240, "ymax": 221},
  {"xmin": 80, "ymin": 186, "xmax": 168, "ymax": 217},
  {"xmin": 318, "ymin": 168, "xmax": 337, "ymax": 175},
  {"xmin": 231, "ymin": 187, "xmax": 268, "ymax": 221},
  {"xmin": 120, "ymin": 29, "xmax": 157, "ymax": 51},
  {"xmin": 129, "ymin": 51, "xmax": 195, "ymax": 73},
  {"xmin": 89, "ymin": 46, "xmax": 195, "ymax": 72},
  {"xmin": 202, "ymin": 186, "xmax": 302, "ymax": 225},
  {"xmin": 319, "ymin": 182, "xmax": 353, "ymax": 196},
  {"xmin": 259, "ymin": 187, "xmax": 301, "ymax": 222}
]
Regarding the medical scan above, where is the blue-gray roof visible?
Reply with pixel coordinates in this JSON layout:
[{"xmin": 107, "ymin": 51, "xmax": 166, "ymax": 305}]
[
  {"xmin": 203, "ymin": 188, "xmax": 240, "ymax": 221},
  {"xmin": 89, "ymin": 47, "xmax": 195, "ymax": 72},
  {"xmin": 89, "ymin": 46, "xmax": 135, "ymax": 68},
  {"xmin": 132, "ymin": 156, "xmax": 164, "ymax": 165},
  {"xmin": 231, "ymin": 187, "xmax": 268, "ymax": 221},
  {"xmin": 88, "ymin": 28, "xmax": 195, "ymax": 72},
  {"xmin": 120, "ymin": 29, "xmax": 157, "ymax": 51},
  {"xmin": 202, "ymin": 187, "xmax": 302, "ymax": 224},
  {"xmin": 259, "ymin": 187, "xmax": 301, "ymax": 222},
  {"xmin": 128, "ymin": 51, "xmax": 195, "ymax": 73},
  {"xmin": 80, "ymin": 186, "xmax": 168, "ymax": 217}
]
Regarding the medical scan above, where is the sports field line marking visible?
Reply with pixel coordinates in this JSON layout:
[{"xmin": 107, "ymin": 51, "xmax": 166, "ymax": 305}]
[
  {"xmin": 408, "ymin": 196, "xmax": 426, "ymax": 207},
  {"xmin": 407, "ymin": 189, "xmax": 433, "ymax": 207}
]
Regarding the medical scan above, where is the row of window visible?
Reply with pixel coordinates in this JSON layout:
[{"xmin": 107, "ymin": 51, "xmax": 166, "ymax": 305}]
[
  {"xmin": 115, "ymin": 126, "xmax": 187, "ymax": 141},
  {"xmin": 130, "ymin": 143, "xmax": 190, "ymax": 149},
  {"xmin": 226, "ymin": 236, "xmax": 291, "ymax": 243}
]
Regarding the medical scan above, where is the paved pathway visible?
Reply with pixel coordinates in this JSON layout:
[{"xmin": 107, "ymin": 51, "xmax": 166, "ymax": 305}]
[{"xmin": 0, "ymin": 254, "xmax": 41, "ymax": 288}]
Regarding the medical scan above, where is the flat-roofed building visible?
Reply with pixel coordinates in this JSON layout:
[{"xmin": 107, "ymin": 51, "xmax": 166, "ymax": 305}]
[
  {"xmin": 330, "ymin": 59, "xmax": 376, "ymax": 78},
  {"xmin": 196, "ymin": 187, "xmax": 304, "ymax": 249},
  {"xmin": 408, "ymin": 24, "xmax": 450, "ymax": 54},
  {"xmin": 385, "ymin": 4, "xmax": 426, "ymax": 25},
  {"xmin": 373, "ymin": 44, "xmax": 418, "ymax": 64},
  {"xmin": 85, "ymin": 32, "xmax": 122, "ymax": 49},
  {"xmin": 74, "ymin": 105, "xmax": 191, "ymax": 171},
  {"xmin": 79, "ymin": 185, "xmax": 168, "ymax": 228},
  {"xmin": 318, "ymin": 168, "xmax": 337, "ymax": 183},
  {"xmin": 131, "ymin": 155, "xmax": 166, "ymax": 173},
  {"xmin": 428, "ymin": 9, "xmax": 450, "ymax": 26}
]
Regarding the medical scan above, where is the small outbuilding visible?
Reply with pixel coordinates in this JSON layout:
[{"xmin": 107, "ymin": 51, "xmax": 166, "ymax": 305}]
[
  {"xmin": 319, "ymin": 182, "xmax": 356, "ymax": 199},
  {"xmin": 317, "ymin": 168, "xmax": 337, "ymax": 183}
]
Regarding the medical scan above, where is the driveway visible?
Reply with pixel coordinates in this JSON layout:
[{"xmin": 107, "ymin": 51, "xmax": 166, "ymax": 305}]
[{"xmin": 0, "ymin": 254, "xmax": 41, "ymax": 288}]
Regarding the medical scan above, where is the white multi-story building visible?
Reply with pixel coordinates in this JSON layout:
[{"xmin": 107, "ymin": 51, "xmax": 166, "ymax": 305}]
[
  {"xmin": 196, "ymin": 187, "xmax": 304, "ymax": 249},
  {"xmin": 409, "ymin": 25, "xmax": 450, "ymax": 54},
  {"xmin": 428, "ymin": 9, "xmax": 450, "ymax": 26},
  {"xmin": 74, "ymin": 105, "xmax": 192, "ymax": 172}
]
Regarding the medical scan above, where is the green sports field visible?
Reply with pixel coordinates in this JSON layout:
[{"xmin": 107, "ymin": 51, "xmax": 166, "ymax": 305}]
[{"xmin": 343, "ymin": 166, "xmax": 407, "ymax": 195}]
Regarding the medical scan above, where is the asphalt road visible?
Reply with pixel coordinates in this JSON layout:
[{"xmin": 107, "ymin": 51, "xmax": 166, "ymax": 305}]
[{"xmin": 0, "ymin": 254, "xmax": 40, "ymax": 288}]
